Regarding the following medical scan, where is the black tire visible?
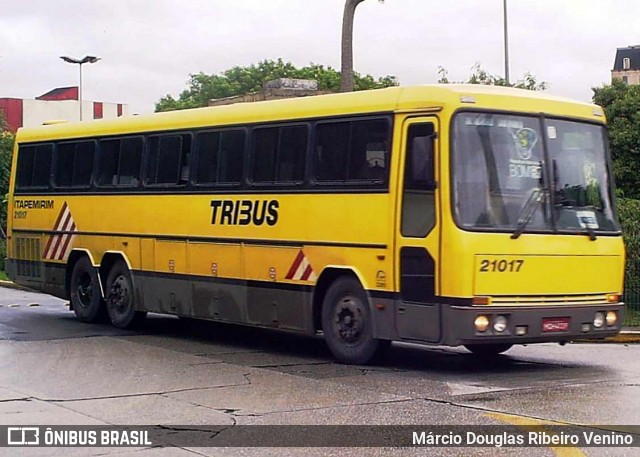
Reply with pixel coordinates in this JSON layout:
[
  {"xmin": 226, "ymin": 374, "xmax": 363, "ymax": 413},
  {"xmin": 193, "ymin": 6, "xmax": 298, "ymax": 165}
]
[
  {"xmin": 105, "ymin": 260, "xmax": 146, "ymax": 329},
  {"xmin": 69, "ymin": 256, "xmax": 105, "ymax": 322},
  {"xmin": 321, "ymin": 276, "xmax": 390, "ymax": 365},
  {"xmin": 464, "ymin": 343, "xmax": 513, "ymax": 356}
]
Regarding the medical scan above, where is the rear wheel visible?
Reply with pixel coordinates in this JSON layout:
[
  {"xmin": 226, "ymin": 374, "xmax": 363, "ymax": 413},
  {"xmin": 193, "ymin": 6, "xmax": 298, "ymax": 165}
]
[
  {"xmin": 69, "ymin": 257, "xmax": 105, "ymax": 322},
  {"xmin": 464, "ymin": 343, "xmax": 513, "ymax": 356},
  {"xmin": 105, "ymin": 260, "xmax": 146, "ymax": 329},
  {"xmin": 321, "ymin": 276, "xmax": 390, "ymax": 365}
]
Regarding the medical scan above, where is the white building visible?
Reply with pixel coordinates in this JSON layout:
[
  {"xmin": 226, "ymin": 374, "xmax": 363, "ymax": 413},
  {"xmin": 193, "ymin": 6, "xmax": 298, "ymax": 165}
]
[{"xmin": 0, "ymin": 87, "xmax": 128, "ymax": 133}]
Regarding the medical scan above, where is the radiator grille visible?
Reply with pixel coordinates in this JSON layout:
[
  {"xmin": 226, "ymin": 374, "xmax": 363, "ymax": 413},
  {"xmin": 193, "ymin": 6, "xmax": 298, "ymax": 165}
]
[{"xmin": 490, "ymin": 294, "xmax": 608, "ymax": 306}]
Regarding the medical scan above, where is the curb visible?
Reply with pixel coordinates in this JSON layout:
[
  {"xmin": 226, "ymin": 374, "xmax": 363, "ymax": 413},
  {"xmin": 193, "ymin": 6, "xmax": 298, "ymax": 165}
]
[
  {"xmin": 596, "ymin": 332, "xmax": 640, "ymax": 344},
  {"xmin": 0, "ymin": 280, "xmax": 31, "ymax": 292}
]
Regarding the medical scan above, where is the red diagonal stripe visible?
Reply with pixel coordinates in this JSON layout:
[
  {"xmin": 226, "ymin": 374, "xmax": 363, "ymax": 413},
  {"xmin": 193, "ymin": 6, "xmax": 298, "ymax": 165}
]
[
  {"xmin": 300, "ymin": 264, "xmax": 313, "ymax": 281},
  {"xmin": 285, "ymin": 250, "xmax": 305, "ymax": 280},
  {"xmin": 56, "ymin": 226, "xmax": 76, "ymax": 260},
  {"xmin": 53, "ymin": 202, "xmax": 69, "ymax": 230},
  {"xmin": 44, "ymin": 202, "xmax": 69, "ymax": 256},
  {"xmin": 53, "ymin": 212, "xmax": 74, "ymax": 259},
  {"xmin": 43, "ymin": 235, "xmax": 56, "ymax": 259},
  {"xmin": 47, "ymin": 235, "xmax": 63, "ymax": 260}
]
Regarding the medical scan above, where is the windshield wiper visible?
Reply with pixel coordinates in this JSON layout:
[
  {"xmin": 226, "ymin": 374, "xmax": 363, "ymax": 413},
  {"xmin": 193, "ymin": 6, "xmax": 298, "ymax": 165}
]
[
  {"xmin": 511, "ymin": 188, "xmax": 545, "ymax": 239},
  {"xmin": 583, "ymin": 225, "xmax": 597, "ymax": 241}
]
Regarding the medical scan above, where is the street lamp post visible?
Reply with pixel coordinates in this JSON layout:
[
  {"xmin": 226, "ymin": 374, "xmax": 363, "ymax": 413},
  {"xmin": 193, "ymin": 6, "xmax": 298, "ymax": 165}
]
[
  {"xmin": 60, "ymin": 55, "xmax": 101, "ymax": 121},
  {"xmin": 503, "ymin": 0, "xmax": 510, "ymax": 85}
]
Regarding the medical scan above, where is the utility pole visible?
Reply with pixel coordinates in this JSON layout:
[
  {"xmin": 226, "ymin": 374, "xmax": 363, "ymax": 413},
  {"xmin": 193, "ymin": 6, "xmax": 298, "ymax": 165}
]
[{"xmin": 340, "ymin": 0, "xmax": 366, "ymax": 92}]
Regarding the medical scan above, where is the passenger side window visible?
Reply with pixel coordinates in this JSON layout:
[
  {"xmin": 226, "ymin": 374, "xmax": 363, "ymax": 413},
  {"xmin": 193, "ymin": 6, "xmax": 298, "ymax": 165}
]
[
  {"xmin": 195, "ymin": 130, "xmax": 245, "ymax": 185},
  {"xmin": 314, "ymin": 118, "xmax": 389, "ymax": 185},
  {"xmin": 16, "ymin": 144, "xmax": 53, "ymax": 189},
  {"xmin": 146, "ymin": 134, "xmax": 191, "ymax": 186},
  {"xmin": 96, "ymin": 137, "xmax": 143, "ymax": 187},
  {"xmin": 54, "ymin": 141, "xmax": 95, "ymax": 188},
  {"xmin": 251, "ymin": 125, "xmax": 307, "ymax": 184}
]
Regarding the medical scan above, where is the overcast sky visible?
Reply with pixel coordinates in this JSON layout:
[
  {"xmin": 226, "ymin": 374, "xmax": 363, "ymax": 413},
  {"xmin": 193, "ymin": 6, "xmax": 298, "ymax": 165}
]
[{"xmin": 1, "ymin": 0, "xmax": 637, "ymax": 114}]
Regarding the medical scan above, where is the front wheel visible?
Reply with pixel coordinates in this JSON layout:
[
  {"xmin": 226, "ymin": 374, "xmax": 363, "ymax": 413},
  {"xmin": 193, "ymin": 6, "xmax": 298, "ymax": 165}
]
[
  {"xmin": 464, "ymin": 343, "xmax": 513, "ymax": 356},
  {"xmin": 321, "ymin": 277, "xmax": 390, "ymax": 365},
  {"xmin": 105, "ymin": 260, "xmax": 146, "ymax": 329}
]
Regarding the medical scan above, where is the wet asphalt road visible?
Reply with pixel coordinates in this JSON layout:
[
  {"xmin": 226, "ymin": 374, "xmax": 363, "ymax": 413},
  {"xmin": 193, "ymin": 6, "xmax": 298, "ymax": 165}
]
[{"xmin": 0, "ymin": 286, "xmax": 639, "ymax": 457}]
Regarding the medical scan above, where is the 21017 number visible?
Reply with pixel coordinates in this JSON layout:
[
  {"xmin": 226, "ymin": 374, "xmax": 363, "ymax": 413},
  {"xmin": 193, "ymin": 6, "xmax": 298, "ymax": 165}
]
[{"xmin": 479, "ymin": 259, "xmax": 524, "ymax": 273}]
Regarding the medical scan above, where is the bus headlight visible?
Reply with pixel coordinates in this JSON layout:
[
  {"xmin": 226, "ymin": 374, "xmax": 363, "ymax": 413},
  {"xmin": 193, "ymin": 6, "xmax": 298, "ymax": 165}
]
[
  {"xmin": 493, "ymin": 315, "xmax": 508, "ymax": 333},
  {"xmin": 606, "ymin": 311, "xmax": 618, "ymax": 326},
  {"xmin": 593, "ymin": 312, "xmax": 605, "ymax": 329},
  {"xmin": 474, "ymin": 315, "xmax": 490, "ymax": 332}
]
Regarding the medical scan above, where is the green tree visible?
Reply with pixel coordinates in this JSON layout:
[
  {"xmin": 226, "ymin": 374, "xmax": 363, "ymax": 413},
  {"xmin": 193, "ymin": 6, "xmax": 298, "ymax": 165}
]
[
  {"xmin": 438, "ymin": 63, "xmax": 548, "ymax": 91},
  {"xmin": 592, "ymin": 79, "xmax": 640, "ymax": 199},
  {"xmin": 0, "ymin": 116, "xmax": 15, "ymax": 272},
  {"xmin": 0, "ymin": 120, "xmax": 14, "ymax": 231},
  {"xmin": 156, "ymin": 59, "xmax": 398, "ymax": 112}
]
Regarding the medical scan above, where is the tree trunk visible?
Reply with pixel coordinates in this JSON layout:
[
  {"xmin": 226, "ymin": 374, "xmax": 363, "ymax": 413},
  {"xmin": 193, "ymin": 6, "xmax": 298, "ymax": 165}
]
[{"xmin": 340, "ymin": 0, "xmax": 366, "ymax": 93}]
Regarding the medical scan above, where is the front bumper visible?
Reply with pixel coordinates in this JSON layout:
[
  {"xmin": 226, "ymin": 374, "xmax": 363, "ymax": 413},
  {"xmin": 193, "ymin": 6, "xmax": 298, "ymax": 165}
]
[{"xmin": 441, "ymin": 303, "xmax": 625, "ymax": 346}]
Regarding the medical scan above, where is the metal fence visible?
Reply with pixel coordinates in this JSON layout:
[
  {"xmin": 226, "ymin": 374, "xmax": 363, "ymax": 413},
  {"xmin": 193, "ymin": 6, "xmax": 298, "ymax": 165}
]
[{"xmin": 624, "ymin": 259, "xmax": 640, "ymax": 326}]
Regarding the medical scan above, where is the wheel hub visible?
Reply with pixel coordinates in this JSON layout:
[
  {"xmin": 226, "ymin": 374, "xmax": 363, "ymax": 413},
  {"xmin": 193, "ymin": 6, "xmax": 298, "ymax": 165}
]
[
  {"xmin": 76, "ymin": 273, "xmax": 93, "ymax": 308},
  {"xmin": 333, "ymin": 296, "xmax": 364, "ymax": 344},
  {"xmin": 108, "ymin": 276, "xmax": 130, "ymax": 312}
]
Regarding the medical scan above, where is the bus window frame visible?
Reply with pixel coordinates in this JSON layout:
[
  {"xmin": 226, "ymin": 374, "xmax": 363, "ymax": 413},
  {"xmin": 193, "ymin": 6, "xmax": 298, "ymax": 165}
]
[
  {"xmin": 192, "ymin": 127, "xmax": 247, "ymax": 189},
  {"xmin": 94, "ymin": 135, "xmax": 145, "ymax": 189},
  {"xmin": 143, "ymin": 132, "xmax": 193, "ymax": 189},
  {"xmin": 309, "ymin": 115, "xmax": 393, "ymax": 190},
  {"xmin": 52, "ymin": 139, "xmax": 97, "ymax": 190},
  {"xmin": 14, "ymin": 142, "xmax": 55, "ymax": 192},
  {"xmin": 247, "ymin": 122, "xmax": 310, "ymax": 189}
]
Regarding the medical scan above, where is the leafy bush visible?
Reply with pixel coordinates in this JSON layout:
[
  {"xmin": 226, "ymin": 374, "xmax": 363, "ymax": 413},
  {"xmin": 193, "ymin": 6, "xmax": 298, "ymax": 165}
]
[
  {"xmin": 618, "ymin": 198, "xmax": 640, "ymax": 261},
  {"xmin": 617, "ymin": 198, "xmax": 640, "ymax": 314},
  {"xmin": 0, "ymin": 238, "xmax": 4, "ymax": 272}
]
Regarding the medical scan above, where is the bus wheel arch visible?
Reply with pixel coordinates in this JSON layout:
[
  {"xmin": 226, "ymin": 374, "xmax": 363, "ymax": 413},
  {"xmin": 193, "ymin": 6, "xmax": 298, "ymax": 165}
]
[{"xmin": 99, "ymin": 252, "xmax": 132, "ymax": 289}]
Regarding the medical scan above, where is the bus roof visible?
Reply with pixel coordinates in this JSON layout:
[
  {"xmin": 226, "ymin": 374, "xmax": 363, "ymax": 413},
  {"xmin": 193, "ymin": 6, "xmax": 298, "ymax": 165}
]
[{"xmin": 15, "ymin": 84, "xmax": 605, "ymax": 142}]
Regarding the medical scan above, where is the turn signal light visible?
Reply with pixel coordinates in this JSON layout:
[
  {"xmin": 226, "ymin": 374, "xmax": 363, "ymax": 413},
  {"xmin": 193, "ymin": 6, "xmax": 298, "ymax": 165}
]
[
  {"xmin": 472, "ymin": 296, "xmax": 492, "ymax": 305},
  {"xmin": 606, "ymin": 294, "xmax": 621, "ymax": 303}
]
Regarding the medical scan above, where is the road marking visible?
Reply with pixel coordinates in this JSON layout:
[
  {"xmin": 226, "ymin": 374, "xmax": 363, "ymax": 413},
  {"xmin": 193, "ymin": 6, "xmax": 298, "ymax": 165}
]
[
  {"xmin": 486, "ymin": 411, "xmax": 586, "ymax": 457},
  {"xmin": 27, "ymin": 303, "xmax": 40, "ymax": 307},
  {"xmin": 7, "ymin": 304, "xmax": 20, "ymax": 308}
]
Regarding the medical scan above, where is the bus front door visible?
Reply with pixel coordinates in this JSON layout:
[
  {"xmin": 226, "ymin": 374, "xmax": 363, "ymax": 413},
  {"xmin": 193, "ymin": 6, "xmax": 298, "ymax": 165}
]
[{"xmin": 395, "ymin": 117, "xmax": 441, "ymax": 343}]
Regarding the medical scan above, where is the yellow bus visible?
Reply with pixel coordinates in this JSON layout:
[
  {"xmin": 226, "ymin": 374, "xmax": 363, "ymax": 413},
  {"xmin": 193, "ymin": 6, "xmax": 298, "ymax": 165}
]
[{"xmin": 5, "ymin": 85, "xmax": 625, "ymax": 364}]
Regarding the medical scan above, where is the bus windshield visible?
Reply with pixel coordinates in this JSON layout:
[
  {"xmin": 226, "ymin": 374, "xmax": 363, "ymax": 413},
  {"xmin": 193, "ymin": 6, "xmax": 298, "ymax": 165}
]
[{"xmin": 452, "ymin": 112, "xmax": 619, "ymax": 235}]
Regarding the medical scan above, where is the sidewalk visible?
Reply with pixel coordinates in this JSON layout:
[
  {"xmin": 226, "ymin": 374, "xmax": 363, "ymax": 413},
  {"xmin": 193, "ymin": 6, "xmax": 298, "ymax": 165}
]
[
  {"xmin": 602, "ymin": 327, "xmax": 640, "ymax": 344},
  {"xmin": 0, "ymin": 279, "xmax": 30, "ymax": 291}
]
